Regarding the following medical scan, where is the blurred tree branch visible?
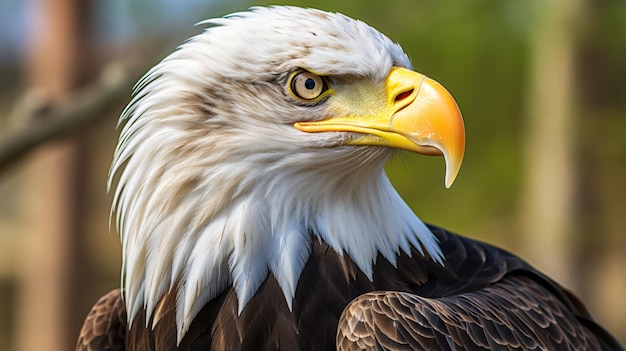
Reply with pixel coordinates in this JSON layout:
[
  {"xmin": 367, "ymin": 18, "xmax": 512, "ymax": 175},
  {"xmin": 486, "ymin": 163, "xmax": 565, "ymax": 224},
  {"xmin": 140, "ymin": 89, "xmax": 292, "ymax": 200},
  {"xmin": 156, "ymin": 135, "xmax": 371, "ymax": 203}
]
[{"xmin": 0, "ymin": 61, "xmax": 141, "ymax": 172}]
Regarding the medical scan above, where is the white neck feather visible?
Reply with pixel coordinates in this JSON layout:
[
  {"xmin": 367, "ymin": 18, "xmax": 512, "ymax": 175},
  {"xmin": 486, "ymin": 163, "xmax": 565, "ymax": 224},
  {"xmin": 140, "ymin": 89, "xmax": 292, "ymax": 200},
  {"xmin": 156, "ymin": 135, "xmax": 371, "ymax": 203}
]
[{"xmin": 113, "ymin": 128, "xmax": 443, "ymax": 341}]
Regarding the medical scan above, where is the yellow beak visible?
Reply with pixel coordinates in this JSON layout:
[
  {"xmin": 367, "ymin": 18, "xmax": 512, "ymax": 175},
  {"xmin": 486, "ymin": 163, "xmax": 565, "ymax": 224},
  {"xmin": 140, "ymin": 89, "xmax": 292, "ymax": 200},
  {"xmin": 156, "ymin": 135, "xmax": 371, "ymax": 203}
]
[{"xmin": 294, "ymin": 67, "xmax": 465, "ymax": 188}]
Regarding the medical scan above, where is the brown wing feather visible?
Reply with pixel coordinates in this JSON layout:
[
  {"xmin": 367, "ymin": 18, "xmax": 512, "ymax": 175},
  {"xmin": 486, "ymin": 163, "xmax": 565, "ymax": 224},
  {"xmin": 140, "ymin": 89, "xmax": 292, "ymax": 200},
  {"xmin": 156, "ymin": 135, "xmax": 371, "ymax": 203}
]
[
  {"xmin": 76, "ymin": 289, "xmax": 127, "ymax": 351},
  {"xmin": 336, "ymin": 225, "xmax": 625, "ymax": 351},
  {"xmin": 337, "ymin": 275, "xmax": 609, "ymax": 350}
]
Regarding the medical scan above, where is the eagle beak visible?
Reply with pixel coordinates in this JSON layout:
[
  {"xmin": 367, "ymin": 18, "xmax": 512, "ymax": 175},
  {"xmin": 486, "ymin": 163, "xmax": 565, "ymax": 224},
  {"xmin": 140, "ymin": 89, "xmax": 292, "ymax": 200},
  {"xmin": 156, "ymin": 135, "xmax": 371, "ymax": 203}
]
[{"xmin": 294, "ymin": 67, "xmax": 465, "ymax": 188}]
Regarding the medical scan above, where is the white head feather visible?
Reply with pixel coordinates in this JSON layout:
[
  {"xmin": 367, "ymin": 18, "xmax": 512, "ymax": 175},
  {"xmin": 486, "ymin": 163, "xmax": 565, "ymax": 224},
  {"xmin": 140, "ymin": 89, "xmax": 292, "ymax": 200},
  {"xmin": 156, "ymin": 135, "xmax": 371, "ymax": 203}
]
[{"xmin": 110, "ymin": 6, "xmax": 443, "ymax": 343}]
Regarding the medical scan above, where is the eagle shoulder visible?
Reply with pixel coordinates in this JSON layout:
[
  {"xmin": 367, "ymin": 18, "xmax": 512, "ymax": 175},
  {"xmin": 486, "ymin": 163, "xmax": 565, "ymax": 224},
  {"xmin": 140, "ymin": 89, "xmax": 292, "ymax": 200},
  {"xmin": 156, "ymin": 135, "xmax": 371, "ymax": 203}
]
[
  {"xmin": 76, "ymin": 289, "xmax": 127, "ymax": 351},
  {"xmin": 336, "ymin": 225, "xmax": 624, "ymax": 350},
  {"xmin": 336, "ymin": 276, "xmax": 608, "ymax": 350}
]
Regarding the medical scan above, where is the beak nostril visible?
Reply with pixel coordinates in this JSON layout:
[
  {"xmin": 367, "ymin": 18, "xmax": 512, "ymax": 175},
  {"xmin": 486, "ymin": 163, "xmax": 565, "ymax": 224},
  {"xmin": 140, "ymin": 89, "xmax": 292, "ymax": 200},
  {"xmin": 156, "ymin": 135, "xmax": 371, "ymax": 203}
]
[{"xmin": 395, "ymin": 89, "xmax": 414, "ymax": 102}]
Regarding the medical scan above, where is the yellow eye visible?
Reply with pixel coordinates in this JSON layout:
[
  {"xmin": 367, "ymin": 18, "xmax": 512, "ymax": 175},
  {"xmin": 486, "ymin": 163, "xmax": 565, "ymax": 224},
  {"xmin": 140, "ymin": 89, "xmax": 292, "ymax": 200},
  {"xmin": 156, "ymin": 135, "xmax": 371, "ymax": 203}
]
[{"xmin": 290, "ymin": 71, "xmax": 327, "ymax": 100}]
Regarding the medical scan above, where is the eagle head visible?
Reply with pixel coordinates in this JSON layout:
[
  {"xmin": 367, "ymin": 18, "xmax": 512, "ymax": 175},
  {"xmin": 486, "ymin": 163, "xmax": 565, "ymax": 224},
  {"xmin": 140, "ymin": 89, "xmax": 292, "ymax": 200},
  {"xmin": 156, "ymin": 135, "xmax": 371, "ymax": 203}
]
[{"xmin": 110, "ymin": 6, "xmax": 465, "ymax": 340}]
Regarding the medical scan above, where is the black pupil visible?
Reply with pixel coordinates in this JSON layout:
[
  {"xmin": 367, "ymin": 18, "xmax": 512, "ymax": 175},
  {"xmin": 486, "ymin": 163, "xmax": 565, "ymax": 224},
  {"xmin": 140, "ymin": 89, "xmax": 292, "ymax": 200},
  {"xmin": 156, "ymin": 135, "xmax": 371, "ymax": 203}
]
[{"xmin": 304, "ymin": 78, "xmax": 316, "ymax": 90}]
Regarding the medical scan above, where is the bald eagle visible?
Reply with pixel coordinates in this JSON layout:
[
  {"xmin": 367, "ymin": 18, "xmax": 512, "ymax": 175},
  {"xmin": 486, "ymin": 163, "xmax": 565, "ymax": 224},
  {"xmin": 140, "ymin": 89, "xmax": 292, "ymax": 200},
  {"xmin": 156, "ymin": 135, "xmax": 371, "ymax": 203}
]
[{"xmin": 77, "ymin": 6, "xmax": 623, "ymax": 351}]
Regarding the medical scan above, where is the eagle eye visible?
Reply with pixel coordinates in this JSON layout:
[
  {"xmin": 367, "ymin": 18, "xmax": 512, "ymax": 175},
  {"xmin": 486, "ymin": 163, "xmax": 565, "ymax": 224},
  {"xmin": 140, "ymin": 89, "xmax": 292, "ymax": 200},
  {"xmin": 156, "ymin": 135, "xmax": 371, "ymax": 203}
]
[{"xmin": 289, "ymin": 70, "xmax": 328, "ymax": 100}]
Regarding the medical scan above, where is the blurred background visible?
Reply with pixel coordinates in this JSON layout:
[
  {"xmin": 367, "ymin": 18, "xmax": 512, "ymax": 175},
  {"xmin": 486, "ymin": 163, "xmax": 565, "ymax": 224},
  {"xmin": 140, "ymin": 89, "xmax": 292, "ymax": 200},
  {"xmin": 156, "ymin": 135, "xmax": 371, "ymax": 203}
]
[{"xmin": 0, "ymin": 0, "xmax": 624, "ymax": 349}]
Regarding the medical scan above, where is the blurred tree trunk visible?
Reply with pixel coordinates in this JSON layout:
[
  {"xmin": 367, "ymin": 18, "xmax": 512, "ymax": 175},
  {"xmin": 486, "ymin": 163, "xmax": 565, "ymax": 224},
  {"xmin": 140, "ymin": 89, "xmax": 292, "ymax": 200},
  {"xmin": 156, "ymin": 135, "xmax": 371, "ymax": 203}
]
[
  {"xmin": 575, "ymin": 2, "xmax": 626, "ymax": 341},
  {"xmin": 14, "ymin": 0, "xmax": 93, "ymax": 351},
  {"xmin": 519, "ymin": 0, "xmax": 583, "ymax": 289}
]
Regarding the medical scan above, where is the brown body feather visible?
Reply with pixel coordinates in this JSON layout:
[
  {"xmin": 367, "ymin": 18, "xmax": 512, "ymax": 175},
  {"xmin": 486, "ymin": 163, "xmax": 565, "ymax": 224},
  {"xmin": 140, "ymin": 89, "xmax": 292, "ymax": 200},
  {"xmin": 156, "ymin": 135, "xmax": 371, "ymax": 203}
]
[{"xmin": 76, "ymin": 225, "xmax": 623, "ymax": 350}]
